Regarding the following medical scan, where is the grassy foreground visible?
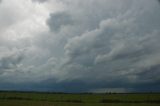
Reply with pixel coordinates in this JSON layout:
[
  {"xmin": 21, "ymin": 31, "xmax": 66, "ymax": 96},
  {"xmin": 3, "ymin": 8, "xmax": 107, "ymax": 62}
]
[{"xmin": 0, "ymin": 91, "xmax": 160, "ymax": 106}]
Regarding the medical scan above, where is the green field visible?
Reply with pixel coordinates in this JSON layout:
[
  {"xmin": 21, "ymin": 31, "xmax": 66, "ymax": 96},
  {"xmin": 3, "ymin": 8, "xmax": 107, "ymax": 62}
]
[{"xmin": 0, "ymin": 92, "xmax": 160, "ymax": 106}]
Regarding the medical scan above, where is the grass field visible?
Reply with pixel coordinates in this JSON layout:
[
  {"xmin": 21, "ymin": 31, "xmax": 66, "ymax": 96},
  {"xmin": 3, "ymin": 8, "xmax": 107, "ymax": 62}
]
[{"xmin": 0, "ymin": 91, "xmax": 160, "ymax": 106}]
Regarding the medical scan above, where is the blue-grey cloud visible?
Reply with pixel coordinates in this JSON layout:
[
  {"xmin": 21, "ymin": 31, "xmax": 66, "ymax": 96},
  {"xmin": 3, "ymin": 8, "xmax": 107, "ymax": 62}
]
[
  {"xmin": 53, "ymin": 0, "xmax": 160, "ymax": 92},
  {"xmin": 47, "ymin": 12, "xmax": 73, "ymax": 32},
  {"xmin": 0, "ymin": 48, "xmax": 23, "ymax": 75},
  {"xmin": 0, "ymin": 0, "xmax": 160, "ymax": 92},
  {"xmin": 32, "ymin": 0, "xmax": 48, "ymax": 3}
]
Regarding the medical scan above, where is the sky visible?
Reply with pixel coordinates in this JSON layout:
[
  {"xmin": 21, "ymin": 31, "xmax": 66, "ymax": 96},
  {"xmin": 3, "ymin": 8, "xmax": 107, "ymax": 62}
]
[{"xmin": 0, "ymin": 0, "xmax": 160, "ymax": 93}]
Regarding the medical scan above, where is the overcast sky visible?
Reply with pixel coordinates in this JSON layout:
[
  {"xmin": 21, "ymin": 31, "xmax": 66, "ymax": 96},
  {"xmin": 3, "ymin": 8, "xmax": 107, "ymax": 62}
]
[{"xmin": 0, "ymin": 0, "xmax": 160, "ymax": 93}]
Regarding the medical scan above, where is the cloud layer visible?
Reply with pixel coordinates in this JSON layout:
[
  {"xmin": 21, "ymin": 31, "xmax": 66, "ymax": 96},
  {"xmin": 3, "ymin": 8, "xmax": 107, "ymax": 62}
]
[{"xmin": 0, "ymin": 0, "xmax": 160, "ymax": 92}]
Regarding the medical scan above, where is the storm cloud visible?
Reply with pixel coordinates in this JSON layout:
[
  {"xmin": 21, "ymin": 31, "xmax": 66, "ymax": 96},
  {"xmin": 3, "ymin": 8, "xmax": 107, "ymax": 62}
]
[
  {"xmin": 32, "ymin": 0, "xmax": 48, "ymax": 3},
  {"xmin": 0, "ymin": 48, "xmax": 23, "ymax": 74},
  {"xmin": 47, "ymin": 12, "xmax": 73, "ymax": 32},
  {"xmin": 0, "ymin": 0, "xmax": 160, "ymax": 92}
]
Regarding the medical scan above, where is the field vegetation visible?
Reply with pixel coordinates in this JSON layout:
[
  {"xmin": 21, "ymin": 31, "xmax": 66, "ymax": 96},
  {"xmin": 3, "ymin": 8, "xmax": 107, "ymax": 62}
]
[{"xmin": 0, "ymin": 91, "xmax": 160, "ymax": 106}]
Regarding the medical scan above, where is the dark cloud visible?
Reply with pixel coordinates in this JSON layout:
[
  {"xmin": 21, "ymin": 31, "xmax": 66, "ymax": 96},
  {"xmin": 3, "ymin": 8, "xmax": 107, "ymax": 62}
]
[
  {"xmin": 1, "ymin": 79, "xmax": 160, "ymax": 93},
  {"xmin": 47, "ymin": 12, "xmax": 73, "ymax": 32},
  {"xmin": 32, "ymin": 0, "xmax": 48, "ymax": 3},
  {"xmin": 56, "ymin": 0, "xmax": 160, "ymax": 88},
  {"xmin": 0, "ymin": 51, "xmax": 23, "ymax": 74}
]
